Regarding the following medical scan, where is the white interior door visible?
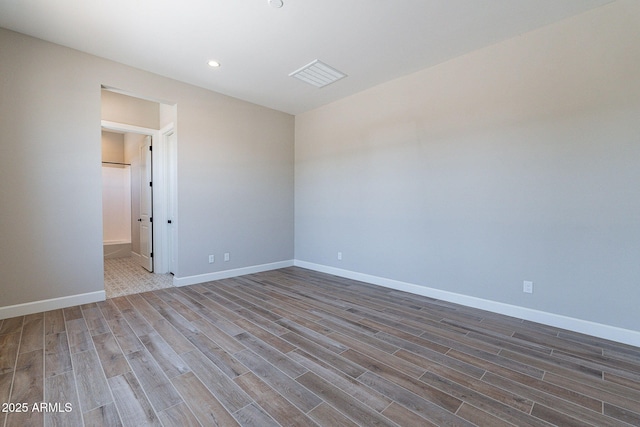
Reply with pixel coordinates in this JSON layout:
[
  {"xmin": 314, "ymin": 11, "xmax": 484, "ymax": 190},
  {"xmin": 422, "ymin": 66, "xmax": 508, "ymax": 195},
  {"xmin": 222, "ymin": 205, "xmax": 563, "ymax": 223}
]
[{"xmin": 138, "ymin": 135, "xmax": 153, "ymax": 271}]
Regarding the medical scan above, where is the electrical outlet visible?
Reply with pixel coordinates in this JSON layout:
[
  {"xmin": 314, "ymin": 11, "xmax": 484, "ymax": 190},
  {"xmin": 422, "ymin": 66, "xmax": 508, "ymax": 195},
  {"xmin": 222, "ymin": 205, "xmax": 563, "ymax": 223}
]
[
  {"xmin": 208, "ymin": 255, "xmax": 215, "ymax": 263},
  {"xmin": 224, "ymin": 252, "xmax": 230, "ymax": 262},
  {"xmin": 523, "ymin": 281, "xmax": 533, "ymax": 294},
  {"xmin": 337, "ymin": 252, "xmax": 342, "ymax": 261}
]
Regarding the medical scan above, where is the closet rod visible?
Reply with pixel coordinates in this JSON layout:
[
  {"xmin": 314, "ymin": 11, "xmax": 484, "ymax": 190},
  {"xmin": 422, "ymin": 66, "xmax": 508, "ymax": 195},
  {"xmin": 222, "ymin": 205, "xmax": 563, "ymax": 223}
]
[{"xmin": 102, "ymin": 161, "xmax": 131, "ymax": 166}]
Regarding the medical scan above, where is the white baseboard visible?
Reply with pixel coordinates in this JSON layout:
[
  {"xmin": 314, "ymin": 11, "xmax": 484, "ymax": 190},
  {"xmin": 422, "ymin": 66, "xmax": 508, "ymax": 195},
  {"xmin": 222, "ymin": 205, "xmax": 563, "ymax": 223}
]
[
  {"xmin": 0, "ymin": 291, "xmax": 106, "ymax": 320},
  {"xmin": 294, "ymin": 260, "xmax": 640, "ymax": 348},
  {"xmin": 173, "ymin": 260, "xmax": 295, "ymax": 287}
]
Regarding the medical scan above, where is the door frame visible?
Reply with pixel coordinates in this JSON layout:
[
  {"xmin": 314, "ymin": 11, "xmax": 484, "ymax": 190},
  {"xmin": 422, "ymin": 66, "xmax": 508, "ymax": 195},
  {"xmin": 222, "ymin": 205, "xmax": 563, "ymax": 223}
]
[
  {"xmin": 159, "ymin": 123, "xmax": 178, "ymax": 275},
  {"xmin": 101, "ymin": 120, "xmax": 176, "ymax": 275}
]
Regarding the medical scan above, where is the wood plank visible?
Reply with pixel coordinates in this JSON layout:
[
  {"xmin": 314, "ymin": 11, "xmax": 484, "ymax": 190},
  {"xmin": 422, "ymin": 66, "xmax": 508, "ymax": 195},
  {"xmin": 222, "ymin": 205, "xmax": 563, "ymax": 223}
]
[
  {"xmin": 19, "ymin": 313, "xmax": 43, "ymax": 354},
  {"xmin": 207, "ymin": 285, "xmax": 272, "ymax": 318},
  {"xmin": 73, "ymin": 349, "xmax": 113, "ymax": 412},
  {"xmin": 0, "ymin": 317, "xmax": 23, "ymax": 336},
  {"xmin": 125, "ymin": 293, "xmax": 164, "ymax": 324},
  {"xmin": 6, "ymin": 349, "xmax": 44, "ymax": 427},
  {"xmin": 381, "ymin": 402, "xmax": 438, "ymax": 427},
  {"xmin": 329, "ymin": 330, "xmax": 426, "ymax": 378},
  {"xmin": 44, "ymin": 310, "xmax": 66, "ymax": 335},
  {"xmin": 296, "ymin": 371, "xmax": 397, "ymax": 427},
  {"xmin": 154, "ymin": 290, "xmax": 202, "ymax": 322},
  {"xmin": 126, "ymin": 349, "xmax": 183, "ymax": 412},
  {"xmin": 65, "ymin": 318, "xmax": 92, "ymax": 354},
  {"xmin": 316, "ymin": 316, "xmax": 399, "ymax": 354},
  {"xmin": 234, "ymin": 349, "xmax": 322, "ymax": 413},
  {"xmin": 530, "ymin": 403, "xmax": 588, "ymax": 427},
  {"xmin": 171, "ymin": 372, "xmax": 240, "ymax": 426},
  {"xmin": 44, "ymin": 370, "xmax": 83, "ymax": 427},
  {"xmin": 348, "ymin": 306, "xmax": 425, "ymax": 336},
  {"xmin": 289, "ymin": 350, "xmax": 391, "ymax": 412},
  {"xmin": 418, "ymin": 370, "xmax": 539, "ymax": 426},
  {"xmin": 63, "ymin": 306, "xmax": 83, "ymax": 321},
  {"xmin": 105, "ymin": 317, "xmax": 145, "ymax": 355},
  {"xmin": 10, "ymin": 349, "xmax": 44, "ymax": 402},
  {"xmin": 45, "ymin": 331, "xmax": 72, "ymax": 377},
  {"xmin": 356, "ymin": 371, "xmax": 472, "ymax": 427},
  {"xmin": 187, "ymin": 332, "xmax": 248, "ymax": 378},
  {"xmin": 232, "ymin": 317, "xmax": 296, "ymax": 354},
  {"xmin": 374, "ymin": 329, "xmax": 449, "ymax": 356},
  {"xmin": 0, "ymin": 332, "xmax": 20, "ymax": 375},
  {"xmin": 394, "ymin": 347, "xmax": 486, "ymax": 380},
  {"xmin": 235, "ymin": 332, "xmax": 307, "ymax": 379},
  {"xmin": 191, "ymin": 317, "xmax": 246, "ymax": 354},
  {"xmin": 189, "ymin": 284, "xmax": 244, "ymax": 321},
  {"xmin": 0, "ymin": 371, "xmax": 13, "ymax": 408},
  {"xmin": 456, "ymin": 402, "xmax": 518, "ymax": 427},
  {"xmin": 604, "ymin": 371, "xmax": 640, "ymax": 392},
  {"xmin": 482, "ymin": 371, "xmax": 602, "ymax": 413},
  {"xmin": 307, "ymin": 402, "xmax": 360, "ymax": 427},
  {"xmin": 180, "ymin": 349, "xmax": 253, "ymax": 413},
  {"xmin": 233, "ymin": 403, "xmax": 280, "ymax": 427},
  {"xmin": 83, "ymin": 403, "xmax": 123, "ymax": 427},
  {"xmin": 501, "ymin": 348, "xmax": 603, "ymax": 380},
  {"xmin": 447, "ymin": 348, "xmax": 545, "ymax": 380},
  {"xmin": 149, "ymin": 318, "xmax": 196, "ymax": 355},
  {"xmin": 81, "ymin": 304, "xmax": 110, "ymax": 336},
  {"xmin": 92, "ymin": 332, "xmax": 130, "ymax": 379},
  {"xmin": 543, "ymin": 371, "xmax": 640, "ymax": 418},
  {"xmin": 280, "ymin": 331, "xmax": 366, "ymax": 378},
  {"xmin": 157, "ymin": 402, "xmax": 201, "ymax": 427},
  {"xmin": 235, "ymin": 307, "xmax": 291, "ymax": 336},
  {"xmin": 235, "ymin": 371, "xmax": 317, "ymax": 427},
  {"xmin": 276, "ymin": 318, "xmax": 347, "ymax": 354},
  {"xmin": 118, "ymin": 305, "xmax": 156, "ymax": 337},
  {"xmin": 108, "ymin": 371, "xmax": 162, "ymax": 426},
  {"xmin": 343, "ymin": 350, "xmax": 462, "ymax": 414},
  {"xmin": 604, "ymin": 402, "xmax": 640, "ymax": 426},
  {"xmin": 139, "ymin": 331, "xmax": 190, "ymax": 378},
  {"xmin": 175, "ymin": 288, "xmax": 245, "ymax": 336},
  {"xmin": 97, "ymin": 300, "xmax": 124, "ymax": 322},
  {"xmin": 420, "ymin": 367, "xmax": 534, "ymax": 413},
  {"xmin": 141, "ymin": 293, "xmax": 200, "ymax": 337}
]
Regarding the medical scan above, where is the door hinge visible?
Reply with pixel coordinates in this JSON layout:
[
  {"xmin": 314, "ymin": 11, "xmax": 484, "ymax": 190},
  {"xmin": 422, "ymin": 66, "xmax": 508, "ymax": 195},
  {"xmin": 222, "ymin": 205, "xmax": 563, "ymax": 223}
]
[
  {"xmin": 149, "ymin": 181, "xmax": 152, "ymax": 187},
  {"xmin": 150, "ymin": 217, "xmax": 153, "ymax": 223},
  {"xmin": 149, "ymin": 145, "xmax": 152, "ymax": 151},
  {"xmin": 150, "ymin": 252, "xmax": 153, "ymax": 258}
]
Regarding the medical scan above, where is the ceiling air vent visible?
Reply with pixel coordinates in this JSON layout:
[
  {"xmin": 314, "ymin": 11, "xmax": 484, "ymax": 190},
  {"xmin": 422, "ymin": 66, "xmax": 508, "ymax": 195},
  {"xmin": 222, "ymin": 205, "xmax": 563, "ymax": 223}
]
[{"xmin": 289, "ymin": 60, "xmax": 347, "ymax": 88}]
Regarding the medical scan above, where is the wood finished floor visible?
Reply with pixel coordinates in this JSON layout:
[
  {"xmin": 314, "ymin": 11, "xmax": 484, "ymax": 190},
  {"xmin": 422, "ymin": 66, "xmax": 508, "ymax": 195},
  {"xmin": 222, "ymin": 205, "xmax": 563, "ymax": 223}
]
[{"xmin": 1, "ymin": 267, "xmax": 639, "ymax": 427}]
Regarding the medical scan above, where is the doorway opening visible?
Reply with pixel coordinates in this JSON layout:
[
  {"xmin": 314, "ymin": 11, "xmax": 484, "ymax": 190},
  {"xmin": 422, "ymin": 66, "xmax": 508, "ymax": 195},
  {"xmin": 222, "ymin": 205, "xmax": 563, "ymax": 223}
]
[{"xmin": 101, "ymin": 88, "xmax": 177, "ymax": 297}]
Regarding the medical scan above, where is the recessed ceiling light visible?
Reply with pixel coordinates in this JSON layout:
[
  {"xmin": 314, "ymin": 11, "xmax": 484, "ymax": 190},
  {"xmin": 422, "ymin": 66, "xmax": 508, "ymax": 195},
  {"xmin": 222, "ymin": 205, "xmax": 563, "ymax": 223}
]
[
  {"xmin": 269, "ymin": 0, "xmax": 283, "ymax": 8},
  {"xmin": 207, "ymin": 60, "xmax": 221, "ymax": 68}
]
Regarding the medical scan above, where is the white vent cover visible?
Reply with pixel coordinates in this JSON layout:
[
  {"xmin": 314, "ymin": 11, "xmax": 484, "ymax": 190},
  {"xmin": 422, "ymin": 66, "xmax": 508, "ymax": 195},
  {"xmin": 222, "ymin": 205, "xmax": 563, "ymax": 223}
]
[{"xmin": 289, "ymin": 60, "xmax": 347, "ymax": 88}]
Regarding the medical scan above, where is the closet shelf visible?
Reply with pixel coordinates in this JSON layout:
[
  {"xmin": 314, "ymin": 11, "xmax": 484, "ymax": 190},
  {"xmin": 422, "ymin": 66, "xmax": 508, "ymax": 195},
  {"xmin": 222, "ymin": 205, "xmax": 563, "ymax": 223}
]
[{"xmin": 102, "ymin": 161, "xmax": 131, "ymax": 166}]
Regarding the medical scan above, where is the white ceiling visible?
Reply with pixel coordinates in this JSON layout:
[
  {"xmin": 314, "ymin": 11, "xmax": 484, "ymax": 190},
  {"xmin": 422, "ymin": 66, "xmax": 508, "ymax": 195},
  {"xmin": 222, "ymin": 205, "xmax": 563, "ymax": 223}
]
[{"xmin": 0, "ymin": 0, "xmax": 613, "ymax": 115}]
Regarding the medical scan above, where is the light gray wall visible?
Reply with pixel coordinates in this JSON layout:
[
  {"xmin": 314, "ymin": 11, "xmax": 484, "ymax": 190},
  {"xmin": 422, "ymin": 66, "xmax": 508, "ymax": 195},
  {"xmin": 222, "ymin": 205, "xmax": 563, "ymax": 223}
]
[
  {"xmin": 102, "ymin": 90, "xmax": 160, "ymax": 130},
  {"xmin": 0, "ymin": 27, "xmax": 294, "ymax": 308},
  {"xmin": 295, "ymin": 1, "xmax": 640, "ymax": 331},
  {"xmin": 101, "ymin": 131, "xmax": 124, "ymax": 163}
]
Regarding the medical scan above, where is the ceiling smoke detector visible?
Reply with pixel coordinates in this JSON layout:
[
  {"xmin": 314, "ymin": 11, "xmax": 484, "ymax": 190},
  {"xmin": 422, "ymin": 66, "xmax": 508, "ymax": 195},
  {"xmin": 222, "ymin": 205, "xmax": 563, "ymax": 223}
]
[
  {"xmin": 268, "ymin": 0, "xmax": 283, "ymax": 8},
  {"xmin": 289, "ymin": 60, "xmax": 347, "ymax": 88}
]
